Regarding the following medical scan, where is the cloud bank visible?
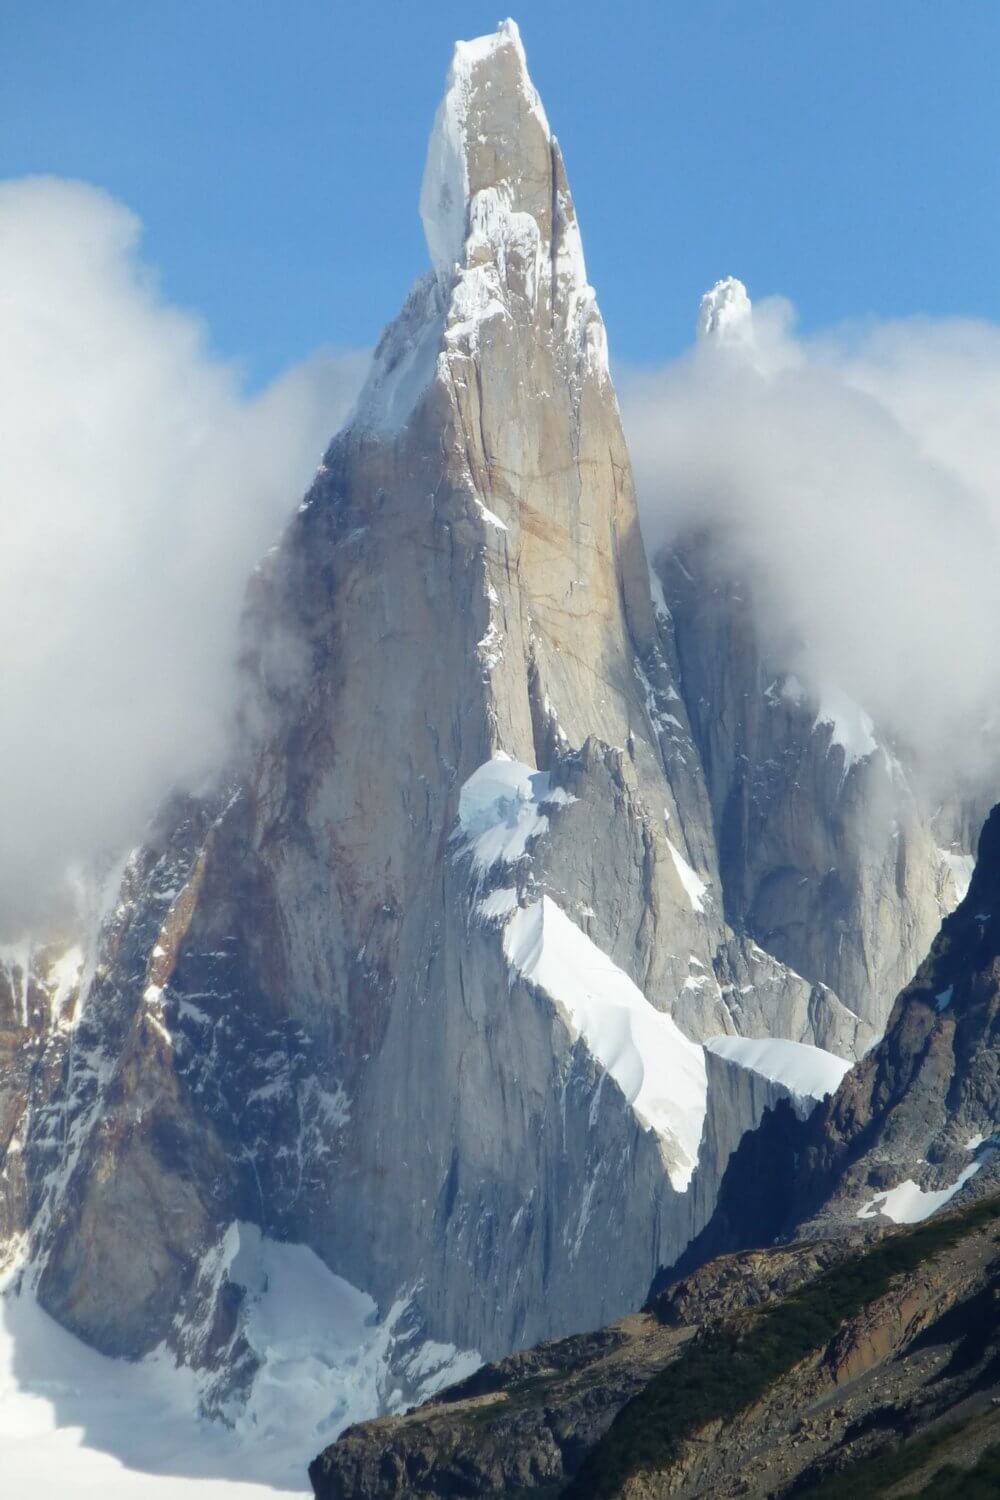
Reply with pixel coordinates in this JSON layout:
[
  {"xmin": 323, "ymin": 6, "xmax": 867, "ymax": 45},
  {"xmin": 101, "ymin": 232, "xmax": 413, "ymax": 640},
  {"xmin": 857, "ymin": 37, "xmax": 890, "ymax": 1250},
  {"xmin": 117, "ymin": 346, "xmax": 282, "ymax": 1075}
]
[
  {"xmin": 621, "ymin": 282, "xmax": 1000, "ymax": 792},
  {"xmin": 0, "ymin": 177, "xmax": 367, "ymax": 933}
]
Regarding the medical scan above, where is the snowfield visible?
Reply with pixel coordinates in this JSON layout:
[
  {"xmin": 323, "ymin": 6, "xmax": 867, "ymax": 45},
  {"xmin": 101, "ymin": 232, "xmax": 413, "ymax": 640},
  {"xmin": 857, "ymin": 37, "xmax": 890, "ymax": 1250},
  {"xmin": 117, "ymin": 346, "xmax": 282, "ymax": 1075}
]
[
  {"xmin": 704, "ymin": 1034, "xmax": 851, "ymax": 1119},
  {"xmin": 0, "ymin": 1227, "xmax": 478, "ymax": 1498},
  {"xmin": 504, "ymin": 895, "xmax": 708, "ymax": 1191},
  {"xmin": 0, "ymin": 1286, "xmax": 302, "ymax": 1497},
  {"xmin": 456, "ymin": 753, "xmax": 574, "ymax": 873}
]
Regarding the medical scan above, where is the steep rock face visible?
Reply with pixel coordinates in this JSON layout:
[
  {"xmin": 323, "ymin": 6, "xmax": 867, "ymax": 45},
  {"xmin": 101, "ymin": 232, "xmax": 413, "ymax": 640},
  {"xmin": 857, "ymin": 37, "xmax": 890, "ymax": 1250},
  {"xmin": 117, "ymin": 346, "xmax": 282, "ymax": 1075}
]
[
  {"xmin": 0, "ymin": 938, "xmax": 83, "ymax": 1261},
  {"xmin": 649, "ymin": 281, "xmax": 976, "ymax": 1038},
  {"xmin": 659, "ymin": 802, "xmax": 1000, "ymax": 1281},
  {"xmin": 660, "ymin": 534, "xmax": 946, "ymax": 1031},
  {"xmin": 695, "ymin": 1039, "xmax": 847, "ymax": 1212},
  {"xmin": 797, "ymin": 800, "xmax": 1000, "ymax": 1228},
  {"xmin": 12, "ymin": 21, "xmax": 745, "ymax": 1380}
]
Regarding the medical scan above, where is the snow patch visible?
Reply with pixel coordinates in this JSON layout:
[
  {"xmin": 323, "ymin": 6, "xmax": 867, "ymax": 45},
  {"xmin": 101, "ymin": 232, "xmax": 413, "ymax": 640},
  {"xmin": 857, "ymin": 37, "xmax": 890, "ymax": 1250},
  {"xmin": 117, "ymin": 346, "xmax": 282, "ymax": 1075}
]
[
  {"xmin": 938, "ymin": 847, "xmax": 975, "ymax": 905},
  {"xmin": 704, "ymin": 1035, "xmax": 850, "ymax": 1120},
  {"xmin": 456, "ymin": 754, "xmax": 574, "ymax": 873},
  {"xmin": 194, "ymin": 1225, "xmax": 478, "ymax": 1451},
  {"xmin": 47, "ymin": 945, "xmax": 84, "ymax": 1025},
  {"xmin": 0, "ymin": 1281, "xmax": 301, "ymax": 1496},
  {"xmin": 857, "ymin": 1162, "xmax": 982, "ymax": 1224},
  {"xmin": 635, "ymin": 659, "xmax": 683, "ymax": 739},
  {"xmin": 813, "ymin": 687, "xmax": 877, "ymax": 769},
  {"xmin": 666, "ymin": 838, "xmax": 707, "ymax": 914},
  {"xmin": 0, "ymin": 1226, "xmax": 479, "ymax": 1497},
  {"xmin": 697, "ymin": 277, "xmax": 753, "ymax": 347},
  {"xmin": 781, "ymin": 677, "xmax": 877, "ymax": 772},
  {"xmin": 475, "ymin": 498, "xmax": 508, "ymax": 531},
  {"xmin": 648, "ymin": 566, "xmax": 670, "ymax": 620},
  {"xmin": 503, "ymin": 897, "xmax": 707, "ymax": 1190},
  {"xmin": 475, "ymin": 617, "xmax": 504, "ymax": 671},
  {"xmin": 477, "ymin": 886, "xmax": 519, "ymax": 922}
]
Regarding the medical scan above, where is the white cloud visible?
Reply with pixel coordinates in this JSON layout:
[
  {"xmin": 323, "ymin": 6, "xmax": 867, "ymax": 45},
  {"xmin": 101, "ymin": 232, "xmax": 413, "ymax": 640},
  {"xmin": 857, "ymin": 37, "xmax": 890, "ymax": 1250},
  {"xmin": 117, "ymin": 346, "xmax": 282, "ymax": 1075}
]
[
  {"xmin": 621, "ymin": 284, "xmax": 1000, "ymax": 792},
  {"xmin": 0, "ymin": 177, "xmax": 367, "ymax": 933}
]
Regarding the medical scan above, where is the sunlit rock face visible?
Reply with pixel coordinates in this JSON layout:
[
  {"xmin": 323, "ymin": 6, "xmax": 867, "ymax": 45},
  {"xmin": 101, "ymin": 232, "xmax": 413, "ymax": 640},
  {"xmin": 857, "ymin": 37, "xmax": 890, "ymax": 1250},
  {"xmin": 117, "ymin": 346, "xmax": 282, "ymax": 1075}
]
[{"xmin": 0, "ymin": 18, "xmax": 979, "ymax": 1460}]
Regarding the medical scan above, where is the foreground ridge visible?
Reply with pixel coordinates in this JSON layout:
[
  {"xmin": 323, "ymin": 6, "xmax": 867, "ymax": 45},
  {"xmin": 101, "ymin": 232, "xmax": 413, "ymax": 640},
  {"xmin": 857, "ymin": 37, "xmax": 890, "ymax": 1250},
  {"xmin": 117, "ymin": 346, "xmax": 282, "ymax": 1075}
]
[{"xmin": 310, "ymin": 1195, "xmax": 1000, "ymax": 1498}]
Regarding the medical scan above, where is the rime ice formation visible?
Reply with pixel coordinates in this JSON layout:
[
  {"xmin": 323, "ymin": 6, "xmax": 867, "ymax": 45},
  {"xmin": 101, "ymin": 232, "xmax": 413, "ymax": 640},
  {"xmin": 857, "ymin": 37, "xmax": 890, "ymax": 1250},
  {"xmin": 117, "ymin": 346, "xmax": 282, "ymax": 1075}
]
[
  {"xmin": 420, "ymin": 20, "xmax": 551, "ymax": 283},
  {"xmin": 696, "ymin": 275, "xmax": 753, "ymax": 345},
  {"xmin": 356, "ymin": 18, "xmax": 605, "ymax": 439}
]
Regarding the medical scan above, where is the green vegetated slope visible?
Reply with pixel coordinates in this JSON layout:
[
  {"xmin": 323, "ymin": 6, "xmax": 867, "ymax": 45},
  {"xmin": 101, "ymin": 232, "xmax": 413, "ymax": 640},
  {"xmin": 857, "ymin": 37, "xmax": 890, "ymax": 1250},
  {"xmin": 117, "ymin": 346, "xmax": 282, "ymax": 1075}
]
[
  {"xmin": 794, "ymin": 1429, "xmax": 1000, "ymax": 1498},
  {"xmin": 566, "ymin": 1197, "xmax": 1000, "ymax": 1499}
]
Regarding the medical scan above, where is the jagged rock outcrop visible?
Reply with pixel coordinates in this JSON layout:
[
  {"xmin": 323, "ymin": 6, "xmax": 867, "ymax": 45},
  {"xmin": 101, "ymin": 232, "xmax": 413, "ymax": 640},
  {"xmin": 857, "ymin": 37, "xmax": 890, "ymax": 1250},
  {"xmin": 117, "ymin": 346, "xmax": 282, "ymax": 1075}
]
[
  {"xmin": 657, "ymin": 802, "xmax": 1000, "ymax": 1285},
  {"xmin": 646, "ymin": 282, "xmax": 978, "ymax": 1039},
  {"xmin": 799, "ymin": 800, "xmax": 1000, "ymax": 1226}
]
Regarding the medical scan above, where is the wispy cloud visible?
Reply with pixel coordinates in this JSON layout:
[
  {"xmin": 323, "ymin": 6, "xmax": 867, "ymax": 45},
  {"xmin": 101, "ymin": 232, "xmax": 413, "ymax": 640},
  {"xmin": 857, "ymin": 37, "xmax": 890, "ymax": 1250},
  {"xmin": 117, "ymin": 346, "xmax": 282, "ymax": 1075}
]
[
  {"xmin": 621, "ymin": 283, "xmax": 1000, "ymax": 791},
  {"xmin": 0, "ymin": 177, "xmax": 367, "ymax": 932}
]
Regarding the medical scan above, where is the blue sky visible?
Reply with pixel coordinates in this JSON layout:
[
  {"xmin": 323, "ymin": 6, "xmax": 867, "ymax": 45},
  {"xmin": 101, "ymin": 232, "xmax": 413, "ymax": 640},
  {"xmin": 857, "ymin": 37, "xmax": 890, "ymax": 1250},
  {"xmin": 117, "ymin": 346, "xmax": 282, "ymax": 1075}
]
[{"xmin": 4, "ymin": 0, "xmax": 998, "ymax": 387}]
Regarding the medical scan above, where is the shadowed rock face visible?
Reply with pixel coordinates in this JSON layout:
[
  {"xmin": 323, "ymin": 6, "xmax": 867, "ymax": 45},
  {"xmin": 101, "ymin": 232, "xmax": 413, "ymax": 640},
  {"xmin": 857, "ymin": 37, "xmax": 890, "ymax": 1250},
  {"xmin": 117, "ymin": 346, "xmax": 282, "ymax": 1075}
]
[
  {"xmin": 655, "ymin": 803, "xmax": 1000, "ymax": 1286},
  {"xmin": 0, "ymin": 18, "xmax": 985, "ymax": 1448},
  {"xmin": 799, "ymin": 802, "xmax": 1000, "ymax": 1223},
  {"xmin": 657, "ymin": 523, "xmax": 971, "ymax": 1037}
]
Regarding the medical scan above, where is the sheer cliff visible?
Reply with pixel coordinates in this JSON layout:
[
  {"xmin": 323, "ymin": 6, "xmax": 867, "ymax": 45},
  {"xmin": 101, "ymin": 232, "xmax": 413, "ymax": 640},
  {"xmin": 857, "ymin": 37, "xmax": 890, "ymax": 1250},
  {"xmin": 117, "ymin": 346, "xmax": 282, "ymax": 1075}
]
[{"xmin": 649, "ymin": 801, "xmax": 1000, "ymax": 1290}]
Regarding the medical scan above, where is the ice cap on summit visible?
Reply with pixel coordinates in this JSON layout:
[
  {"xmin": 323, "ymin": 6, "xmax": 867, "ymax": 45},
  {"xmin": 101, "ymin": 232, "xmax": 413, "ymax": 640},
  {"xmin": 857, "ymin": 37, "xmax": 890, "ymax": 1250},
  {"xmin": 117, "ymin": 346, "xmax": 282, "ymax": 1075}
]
[
  {"xmin": 355, "ymin": 17, "xmax": 605, "ymax": 435},
  {"xmin": 697, "ymin": 277, "xmax": 754, "ymax": 346},
  {"xmin": 419, "ymin": 18, "xmax": 552, "ymax": 283}
]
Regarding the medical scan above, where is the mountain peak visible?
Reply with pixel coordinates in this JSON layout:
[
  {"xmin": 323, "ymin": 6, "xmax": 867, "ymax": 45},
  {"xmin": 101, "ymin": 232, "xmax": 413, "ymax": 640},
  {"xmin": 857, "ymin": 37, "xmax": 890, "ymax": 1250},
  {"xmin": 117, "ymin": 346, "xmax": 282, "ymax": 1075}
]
[
  {"xmin": 419, "ymin": 18, "xmax": 554, "ymax": 285},
  {"xmin": 356, "ymin": 20, "xmax": 604, "ymax": 435},
  {"xmin": 697, "ymin": 276, "xmax": 753, "ymax": 345}
]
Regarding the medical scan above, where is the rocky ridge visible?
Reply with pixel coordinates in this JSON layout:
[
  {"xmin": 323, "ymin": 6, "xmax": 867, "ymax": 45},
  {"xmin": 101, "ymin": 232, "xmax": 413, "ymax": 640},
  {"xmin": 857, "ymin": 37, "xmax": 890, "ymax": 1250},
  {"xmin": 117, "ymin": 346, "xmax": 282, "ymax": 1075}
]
[{"xmin": 665, "ymin": 800, "xmax": 1000, "ymax": 1285}]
